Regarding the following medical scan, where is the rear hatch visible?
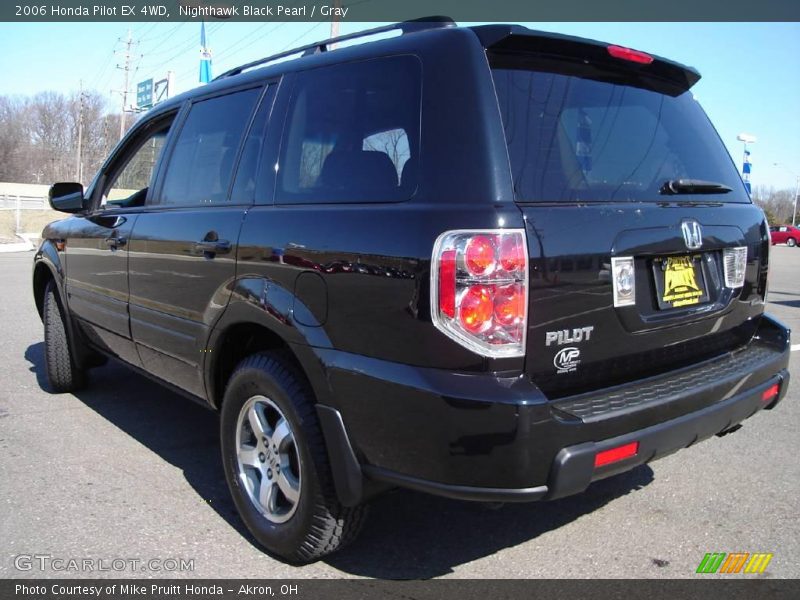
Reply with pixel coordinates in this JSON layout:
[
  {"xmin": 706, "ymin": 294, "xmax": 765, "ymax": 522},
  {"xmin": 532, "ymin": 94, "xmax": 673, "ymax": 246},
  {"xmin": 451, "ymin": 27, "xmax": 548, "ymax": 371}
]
[{"xmin": 481, "ymin": 27, "xmax": 771, "ymax": 398}]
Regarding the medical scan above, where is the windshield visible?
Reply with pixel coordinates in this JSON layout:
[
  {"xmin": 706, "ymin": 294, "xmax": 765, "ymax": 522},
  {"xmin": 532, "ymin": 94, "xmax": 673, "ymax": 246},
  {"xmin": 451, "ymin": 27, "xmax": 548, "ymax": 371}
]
[{"xmin": 490, "ymin": 55, "xmax": 748, "ymax": 203}]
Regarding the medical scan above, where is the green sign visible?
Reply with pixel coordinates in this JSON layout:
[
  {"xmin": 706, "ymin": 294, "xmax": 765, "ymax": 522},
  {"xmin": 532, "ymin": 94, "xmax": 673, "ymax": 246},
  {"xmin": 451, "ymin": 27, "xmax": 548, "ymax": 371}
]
[{"xmin": 136, "ymin": 78, "xmax": 153, "ymax": 109}]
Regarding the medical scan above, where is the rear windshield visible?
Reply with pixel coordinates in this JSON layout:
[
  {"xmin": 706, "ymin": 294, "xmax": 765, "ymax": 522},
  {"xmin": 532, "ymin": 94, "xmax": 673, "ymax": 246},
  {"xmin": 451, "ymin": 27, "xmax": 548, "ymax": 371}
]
[{"xmin": 490, "ymin": 55, "xmax": 748, "ymax": 203}]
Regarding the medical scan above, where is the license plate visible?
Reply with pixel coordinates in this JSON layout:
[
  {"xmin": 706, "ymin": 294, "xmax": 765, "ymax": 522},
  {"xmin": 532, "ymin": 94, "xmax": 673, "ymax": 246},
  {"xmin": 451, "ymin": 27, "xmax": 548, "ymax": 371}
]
[{"xmin": 652, "ymin": 255, "xmax": 709, "ymax": 309}]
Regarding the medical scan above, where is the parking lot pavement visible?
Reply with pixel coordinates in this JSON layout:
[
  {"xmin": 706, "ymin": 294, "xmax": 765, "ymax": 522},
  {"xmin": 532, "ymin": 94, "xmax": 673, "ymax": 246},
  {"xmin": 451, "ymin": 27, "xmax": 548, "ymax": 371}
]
[{"xmin": 1, "ymin": 246, "xmax": 798, "ymax": 579}]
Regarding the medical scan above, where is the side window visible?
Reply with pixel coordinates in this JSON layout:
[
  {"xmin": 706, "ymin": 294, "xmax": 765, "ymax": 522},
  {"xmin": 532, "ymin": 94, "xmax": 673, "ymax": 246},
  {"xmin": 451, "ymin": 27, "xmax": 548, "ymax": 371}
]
[
  {"xmin": 362, "ymin": 128, "xmax": 411, "ymax": 183},
  {"xmin": 230, "ymin": 84, "xmax": 277, "ymax": 205},
  {"xmin": 276, "ymin": 55, "xmax": 421, "ymax": 204},
  {"xmin": 102, "ymin": 122, "xmax": 172, "ymax": 209},
  {"xmin": 158, "ymin": 88, "xmax": 261, "ymax": 206}
]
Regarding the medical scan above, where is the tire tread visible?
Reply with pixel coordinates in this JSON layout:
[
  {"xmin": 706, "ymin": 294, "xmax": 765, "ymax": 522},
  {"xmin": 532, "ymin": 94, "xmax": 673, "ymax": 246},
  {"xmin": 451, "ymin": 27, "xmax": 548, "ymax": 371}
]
[
  {"xmin": 226, "ymin": 352, "xmax": 367, "ymax": 563},
  {"xmin": 43, "ymin": 281, "xmax": 85, "ymax": 393}
]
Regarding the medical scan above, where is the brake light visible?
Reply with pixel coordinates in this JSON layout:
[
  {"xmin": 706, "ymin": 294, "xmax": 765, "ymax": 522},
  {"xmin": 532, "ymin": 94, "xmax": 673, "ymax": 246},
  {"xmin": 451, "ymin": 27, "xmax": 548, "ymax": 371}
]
[
  {"xmin": 499, "ymin": 235, "xmax": 525, "ymax": 272},
  {"xmin": 465, "ymin": 235, "xmax": 496, "ymax": 275},
  {"xmin": 460, "ymin": 285, "xmax": 494, "ymax": 333},
  {"xmin": 431, "ymin": 229, "xmax": 528, "ymax": 357},
  {"xmin": 594, "ymin": 441, "xmax": 639, "ymax": 468},
  {"xmin": 494, "ymin": 284, "xmax": 525, "ymax": 326},
  {"xmin": 607, "ymin": 45, "xmax": 654, "ymax": 65}
]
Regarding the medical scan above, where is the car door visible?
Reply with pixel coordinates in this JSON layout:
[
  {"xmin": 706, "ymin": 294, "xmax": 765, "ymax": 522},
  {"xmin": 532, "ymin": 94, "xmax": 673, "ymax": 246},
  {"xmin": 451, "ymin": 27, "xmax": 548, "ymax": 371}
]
[
  {"xmin": 127, "ymin": 84, "xmax": 273, "ymax": 398},
  {"xmin": 65, "ymin": 113, "xmax": 177, "ymax": 366}
]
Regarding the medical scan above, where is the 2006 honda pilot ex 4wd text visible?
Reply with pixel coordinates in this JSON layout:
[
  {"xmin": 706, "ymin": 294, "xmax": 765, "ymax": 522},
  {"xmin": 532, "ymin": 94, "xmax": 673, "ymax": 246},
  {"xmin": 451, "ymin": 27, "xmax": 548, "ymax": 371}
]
[{"xmin": 34, "ymin": 18, "xmax": 791, "ymax": 562}]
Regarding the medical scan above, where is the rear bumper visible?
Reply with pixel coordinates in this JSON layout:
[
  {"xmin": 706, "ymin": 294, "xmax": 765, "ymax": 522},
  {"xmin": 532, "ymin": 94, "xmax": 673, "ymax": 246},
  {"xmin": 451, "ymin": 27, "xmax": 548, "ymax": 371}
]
[{"xmin": 313, "ymin": 314, "xmax": 790, "ymax": 504}]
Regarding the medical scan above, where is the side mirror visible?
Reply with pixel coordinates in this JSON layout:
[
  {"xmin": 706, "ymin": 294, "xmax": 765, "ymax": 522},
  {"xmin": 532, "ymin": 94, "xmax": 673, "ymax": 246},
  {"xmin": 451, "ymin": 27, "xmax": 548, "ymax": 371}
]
[{"xmin": 48, "ymin": 182, "xmax": 88, "ymax": 213}]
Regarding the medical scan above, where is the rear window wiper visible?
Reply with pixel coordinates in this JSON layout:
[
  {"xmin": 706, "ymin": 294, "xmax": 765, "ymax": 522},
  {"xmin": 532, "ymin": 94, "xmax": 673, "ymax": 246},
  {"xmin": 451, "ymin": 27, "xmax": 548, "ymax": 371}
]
[{"xmin": 660, "ymin": 179, "xmax": 733, "ymax": 195}]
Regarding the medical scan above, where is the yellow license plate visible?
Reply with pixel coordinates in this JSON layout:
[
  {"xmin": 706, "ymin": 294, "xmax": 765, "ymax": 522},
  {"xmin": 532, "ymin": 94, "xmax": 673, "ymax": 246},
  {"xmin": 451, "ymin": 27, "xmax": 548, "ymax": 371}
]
[{"xmin": 654, "ymin": 255, "xmax": 708, "ymax": 309}]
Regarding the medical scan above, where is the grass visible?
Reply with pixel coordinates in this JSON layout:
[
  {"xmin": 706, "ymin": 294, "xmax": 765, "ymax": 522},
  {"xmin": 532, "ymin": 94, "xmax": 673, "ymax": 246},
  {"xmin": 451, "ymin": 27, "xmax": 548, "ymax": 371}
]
[{"xmin": 0, "ymin": 209, "xmax": 65, "ymax": 242}]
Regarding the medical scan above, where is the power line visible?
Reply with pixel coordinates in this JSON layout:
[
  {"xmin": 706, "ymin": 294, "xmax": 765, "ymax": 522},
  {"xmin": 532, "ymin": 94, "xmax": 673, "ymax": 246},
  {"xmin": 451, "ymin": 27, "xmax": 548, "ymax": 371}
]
[
  {"xmin": 143, "ymin": 22, "xmax": 186, "ymax": 55},
  {"xmin": 111, "ymin": 28, "xmax": 138, "ymax": 140}
]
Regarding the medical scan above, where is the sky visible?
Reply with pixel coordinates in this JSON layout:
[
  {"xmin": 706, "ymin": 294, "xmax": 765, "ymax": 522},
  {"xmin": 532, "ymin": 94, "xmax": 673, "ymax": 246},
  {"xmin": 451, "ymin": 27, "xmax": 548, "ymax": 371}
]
[{"xmin": 1, "ymin": 20, "xmax": 798, "ymax": 190}]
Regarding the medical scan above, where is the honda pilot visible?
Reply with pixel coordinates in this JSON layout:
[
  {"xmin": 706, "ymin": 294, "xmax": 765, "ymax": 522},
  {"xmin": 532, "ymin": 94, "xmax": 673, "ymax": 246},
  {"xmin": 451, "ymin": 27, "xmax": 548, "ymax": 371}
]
[{"xmin": 34, "ymin": 18, "xmax": 790, "ymax": 562}]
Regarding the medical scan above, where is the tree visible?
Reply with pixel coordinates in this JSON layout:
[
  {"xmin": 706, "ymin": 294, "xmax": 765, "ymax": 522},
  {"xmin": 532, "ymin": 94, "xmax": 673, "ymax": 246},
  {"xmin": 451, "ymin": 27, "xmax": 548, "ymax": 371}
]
[
  {"xmin": 0, "ymin": 90, "xmax": 132, "ymax": 186},
  {"xmin": 752, "ymin": 185, "xmax": 795, "ymax": 225}
]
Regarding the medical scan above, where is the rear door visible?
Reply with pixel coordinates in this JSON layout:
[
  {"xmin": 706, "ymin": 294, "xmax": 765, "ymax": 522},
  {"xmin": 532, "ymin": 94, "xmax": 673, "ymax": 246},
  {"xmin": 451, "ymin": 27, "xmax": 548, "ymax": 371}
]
[
  {"xmin": 487, "ymin": 42, "xmax": 770, "ymax": 398},
  {"xmin": 127, "ymin": 84, "xmax": 273, "ymax": 397}
]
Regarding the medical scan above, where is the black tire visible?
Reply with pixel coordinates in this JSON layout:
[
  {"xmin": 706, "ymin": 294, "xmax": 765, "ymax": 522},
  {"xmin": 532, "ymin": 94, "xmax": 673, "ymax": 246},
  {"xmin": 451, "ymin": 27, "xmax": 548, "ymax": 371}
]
[
  {"xmin": 220, "ymin": 352, "xmax": 367, "ymax": 563},
  {"xmin": 43, "ymin": 280, "xmax": 86, "ymax": 393},
  {"xmin": 787, "ymin": 238, "xmax": 797, "ymax": 247}
]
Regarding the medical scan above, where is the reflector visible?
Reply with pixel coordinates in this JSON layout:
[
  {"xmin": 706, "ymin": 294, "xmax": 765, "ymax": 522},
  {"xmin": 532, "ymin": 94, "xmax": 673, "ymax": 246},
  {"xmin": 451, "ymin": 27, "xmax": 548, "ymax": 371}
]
[{"xmin": 594, "ymin": 441, "xmax": 639, "ymax": 468}]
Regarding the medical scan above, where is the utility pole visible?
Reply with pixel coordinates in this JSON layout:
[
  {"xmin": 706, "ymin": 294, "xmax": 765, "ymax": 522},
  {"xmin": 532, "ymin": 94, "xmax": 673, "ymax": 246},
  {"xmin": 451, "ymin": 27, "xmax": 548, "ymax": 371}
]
[
  {"xmin": 329, "ymin": 0, "xmax": 342, "ymax": 48},
  {"xmin": 114, "ymin": 28, "xmax": 137, "ymax": 141},
  {"xmin": 75, "ymin": 79, "xmax": 84, "ymax": 183}
]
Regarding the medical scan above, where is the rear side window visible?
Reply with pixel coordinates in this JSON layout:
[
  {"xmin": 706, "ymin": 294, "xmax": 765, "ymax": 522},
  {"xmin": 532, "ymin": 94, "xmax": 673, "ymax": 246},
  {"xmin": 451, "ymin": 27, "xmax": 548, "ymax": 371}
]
[
  {"xmin": 276, "ymin": 55, "xmax": 421, "ymax": 204},
  {"xmin": 491, "ymin": 57, "xmax": 747, "ymax": 203},
  {"xmin": 158, "ymin": 88, "xmax": 261, "ymax": 206}
]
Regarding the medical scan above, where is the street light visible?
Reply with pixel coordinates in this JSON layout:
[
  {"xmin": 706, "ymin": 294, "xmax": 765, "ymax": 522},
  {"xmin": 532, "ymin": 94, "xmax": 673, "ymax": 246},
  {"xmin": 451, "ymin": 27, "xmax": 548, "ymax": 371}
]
[
  {"xmin": 737, "ymin": 133, "xmax": 756, "ymax": 195},
  {"xmin": 774, "ymin": 162, "xmax": 800, "ymax": 227}
]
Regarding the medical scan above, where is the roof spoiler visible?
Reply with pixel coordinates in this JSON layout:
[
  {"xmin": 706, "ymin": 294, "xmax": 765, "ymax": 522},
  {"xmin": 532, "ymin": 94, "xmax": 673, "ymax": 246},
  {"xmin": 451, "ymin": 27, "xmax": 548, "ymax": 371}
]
[{"xmin": 471, "ymin": 25, "xmax": 700, "ymax": 97}]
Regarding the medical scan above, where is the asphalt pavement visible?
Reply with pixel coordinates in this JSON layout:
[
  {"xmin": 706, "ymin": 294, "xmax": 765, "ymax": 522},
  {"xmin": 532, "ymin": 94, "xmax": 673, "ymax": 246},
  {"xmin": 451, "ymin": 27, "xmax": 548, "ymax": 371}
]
[{"xmin": 1, "ymin": 246, "xmax": 798, "ymax": 579}]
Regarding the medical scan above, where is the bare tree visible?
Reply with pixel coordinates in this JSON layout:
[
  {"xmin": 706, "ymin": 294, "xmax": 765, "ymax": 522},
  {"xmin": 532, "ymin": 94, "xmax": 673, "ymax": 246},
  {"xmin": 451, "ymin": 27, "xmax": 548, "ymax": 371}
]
[
  {"xmin": 0, "ymin": 90, "xmax": 131, "ymax": 187},
  {"xmin": 752, "ymin": 185, "xmax": 796, "ymax": 224}
]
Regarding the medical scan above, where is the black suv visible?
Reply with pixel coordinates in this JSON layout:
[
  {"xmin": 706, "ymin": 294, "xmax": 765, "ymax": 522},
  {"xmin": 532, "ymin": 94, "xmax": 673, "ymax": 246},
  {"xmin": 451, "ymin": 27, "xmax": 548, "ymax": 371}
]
[{"xmin": 34, "ymin": 19, "xmax": 790, "ymax": 562}]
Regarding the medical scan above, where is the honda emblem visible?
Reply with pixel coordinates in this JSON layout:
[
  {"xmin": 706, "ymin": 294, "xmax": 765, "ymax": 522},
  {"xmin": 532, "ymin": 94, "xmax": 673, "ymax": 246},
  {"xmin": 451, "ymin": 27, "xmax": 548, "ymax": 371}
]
[{"xmin": 681, "ymin": 220, "xmax": 703, "ymax": 250}]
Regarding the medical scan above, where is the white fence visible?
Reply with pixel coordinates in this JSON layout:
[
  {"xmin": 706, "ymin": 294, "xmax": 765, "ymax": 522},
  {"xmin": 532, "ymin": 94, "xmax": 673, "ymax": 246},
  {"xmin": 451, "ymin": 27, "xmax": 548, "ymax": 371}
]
[{"xmin": 0, "ymin": 194, "xmax": 49, "ymax": 210}]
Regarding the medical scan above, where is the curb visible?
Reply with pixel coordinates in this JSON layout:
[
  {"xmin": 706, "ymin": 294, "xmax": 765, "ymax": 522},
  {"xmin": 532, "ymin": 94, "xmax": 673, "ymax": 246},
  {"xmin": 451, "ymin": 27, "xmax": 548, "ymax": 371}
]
[
  {"xmin": 0, "ymin": 242, "xmax": 34, "ymax": 253},
  {"xmin": 0, "ymin": 233, "xmax": 37, "ymax": 253}
]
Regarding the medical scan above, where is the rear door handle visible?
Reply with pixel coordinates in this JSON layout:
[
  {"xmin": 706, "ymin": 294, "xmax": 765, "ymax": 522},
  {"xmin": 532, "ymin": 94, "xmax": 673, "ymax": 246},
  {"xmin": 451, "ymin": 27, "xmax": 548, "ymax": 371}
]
[
  {"xmin": 105, "ymin": 236, "xmax": 126, "ymax": 250},
  {"xmin": 193, "ymin": 239, "xmax": 231, "ymax": 256}
]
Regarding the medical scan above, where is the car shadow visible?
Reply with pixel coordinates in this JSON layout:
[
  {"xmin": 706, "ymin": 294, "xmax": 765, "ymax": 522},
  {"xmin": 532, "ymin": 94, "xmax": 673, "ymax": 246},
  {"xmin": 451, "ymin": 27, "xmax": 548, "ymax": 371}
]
[
  {"xmin": 326, "ymin": 466, "xmax": 653, "ymax": 578},
  {"xmin": 26, "ymin": 342, "xmax": 654, "ymax": 577},
  {"xmin": 24, "ymin": 341, "xmax": 252, "ymax": 543}
]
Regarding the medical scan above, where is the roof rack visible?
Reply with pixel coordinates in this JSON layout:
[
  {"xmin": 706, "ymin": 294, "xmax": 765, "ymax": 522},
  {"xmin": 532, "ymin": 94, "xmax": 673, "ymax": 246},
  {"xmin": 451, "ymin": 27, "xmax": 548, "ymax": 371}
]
[{"xmin": 215, "ymin": 16, "xmax": 456, "ymax": 80}]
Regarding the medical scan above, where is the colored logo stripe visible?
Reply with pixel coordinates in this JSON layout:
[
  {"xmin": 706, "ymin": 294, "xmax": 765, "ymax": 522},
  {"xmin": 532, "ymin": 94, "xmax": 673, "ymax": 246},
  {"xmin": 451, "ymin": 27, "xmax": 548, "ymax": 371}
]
[
  {"xmin": 696, "ymin": 552, "xmax": 773, "ymax": 574},
  {"xmin": 744, "ymin": 553, "xmax": 773, "ymax": 574},
  {"xmin": 697, "ymin": 553, "xmax": 726, "ymax": 573},
  {"xmin": 719, "ymin": 553, "xmax": 749, "ymax": 573}
]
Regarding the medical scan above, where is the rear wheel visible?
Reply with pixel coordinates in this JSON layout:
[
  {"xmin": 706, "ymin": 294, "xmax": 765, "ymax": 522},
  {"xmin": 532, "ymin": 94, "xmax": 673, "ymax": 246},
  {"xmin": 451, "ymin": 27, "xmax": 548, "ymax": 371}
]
[
  {"xmin": 787, "ymin": 237, "xmax": 797, "ymax": 247},
  {"xmin": 43, "ymin": 281, "xmax": 86, "ymax": 393},
  {"xmin": 220, "ymin": 352, "xmax": 367, "ymax": 563}
]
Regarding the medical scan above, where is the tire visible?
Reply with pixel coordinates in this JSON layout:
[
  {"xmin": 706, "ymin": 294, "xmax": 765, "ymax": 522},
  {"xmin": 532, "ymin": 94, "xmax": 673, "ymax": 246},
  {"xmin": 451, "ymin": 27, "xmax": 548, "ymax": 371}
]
[
  {"xmin": 220, "ymin": 352, "xmax": 367, "ymax": 563},
  {"xmin": 43, "ymin": 280, "xmax": 86, "ymax": 393},
  {"xmin": 787, "ymin": 238, "xmax": 797, "ymax": 247}
]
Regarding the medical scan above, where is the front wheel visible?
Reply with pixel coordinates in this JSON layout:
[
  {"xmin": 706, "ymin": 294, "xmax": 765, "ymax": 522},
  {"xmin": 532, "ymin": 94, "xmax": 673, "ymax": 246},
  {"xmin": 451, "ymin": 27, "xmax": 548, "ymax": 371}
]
[
  {"xmin": 220, "ymin": 352, "xmax": 367, "ymax": 563},
  {"xmin": 788, "ymin": 237, "xmax": 797, "ymax": 247},
  {"xmin": 43, "ymin": 281, "xmax": 86, "ymax": 393}
]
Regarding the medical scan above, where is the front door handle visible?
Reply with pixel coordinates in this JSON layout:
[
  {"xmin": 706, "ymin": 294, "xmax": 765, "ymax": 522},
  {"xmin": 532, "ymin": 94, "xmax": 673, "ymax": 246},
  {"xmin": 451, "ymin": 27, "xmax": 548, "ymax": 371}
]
[
  {"xmin": 193, "ymin": 239, "xmax": 231, "ymax": 256},
  {"xmin": 105, "ymin": 236, "xmax": 126, "ymax": 250}
]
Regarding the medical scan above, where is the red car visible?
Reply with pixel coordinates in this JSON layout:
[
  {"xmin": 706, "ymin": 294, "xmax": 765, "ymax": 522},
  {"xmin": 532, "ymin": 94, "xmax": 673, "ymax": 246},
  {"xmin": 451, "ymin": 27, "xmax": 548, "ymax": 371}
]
[{"xmin": 769, "ymin": 225, "xmax": 800, "ymax": 246}]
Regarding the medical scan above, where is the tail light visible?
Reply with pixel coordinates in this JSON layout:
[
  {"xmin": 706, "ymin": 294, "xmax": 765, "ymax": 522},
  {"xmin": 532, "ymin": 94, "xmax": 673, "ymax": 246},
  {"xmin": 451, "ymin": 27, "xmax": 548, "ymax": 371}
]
[
  {"xmin": 611, "ymin": 257, "xmax": 636, "ymax": 307},
  {"xmin": 723, "ymin": 247, "xmax": 747, "ymax": 288},
  {"xmin": 431, "ymin": 229, "xmax": 528, "ymax": 357}
]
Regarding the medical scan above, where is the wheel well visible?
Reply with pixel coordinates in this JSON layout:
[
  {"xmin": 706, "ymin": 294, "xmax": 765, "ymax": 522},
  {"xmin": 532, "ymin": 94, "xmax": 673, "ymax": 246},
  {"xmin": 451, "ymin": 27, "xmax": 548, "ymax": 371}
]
[
  {"xmin": 33, "ymin": 263, "xmax": 54, "ymax": 320},
  {"xmin": 212, "ymin": 323, "xmax": 305, "ymax": 409}
]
